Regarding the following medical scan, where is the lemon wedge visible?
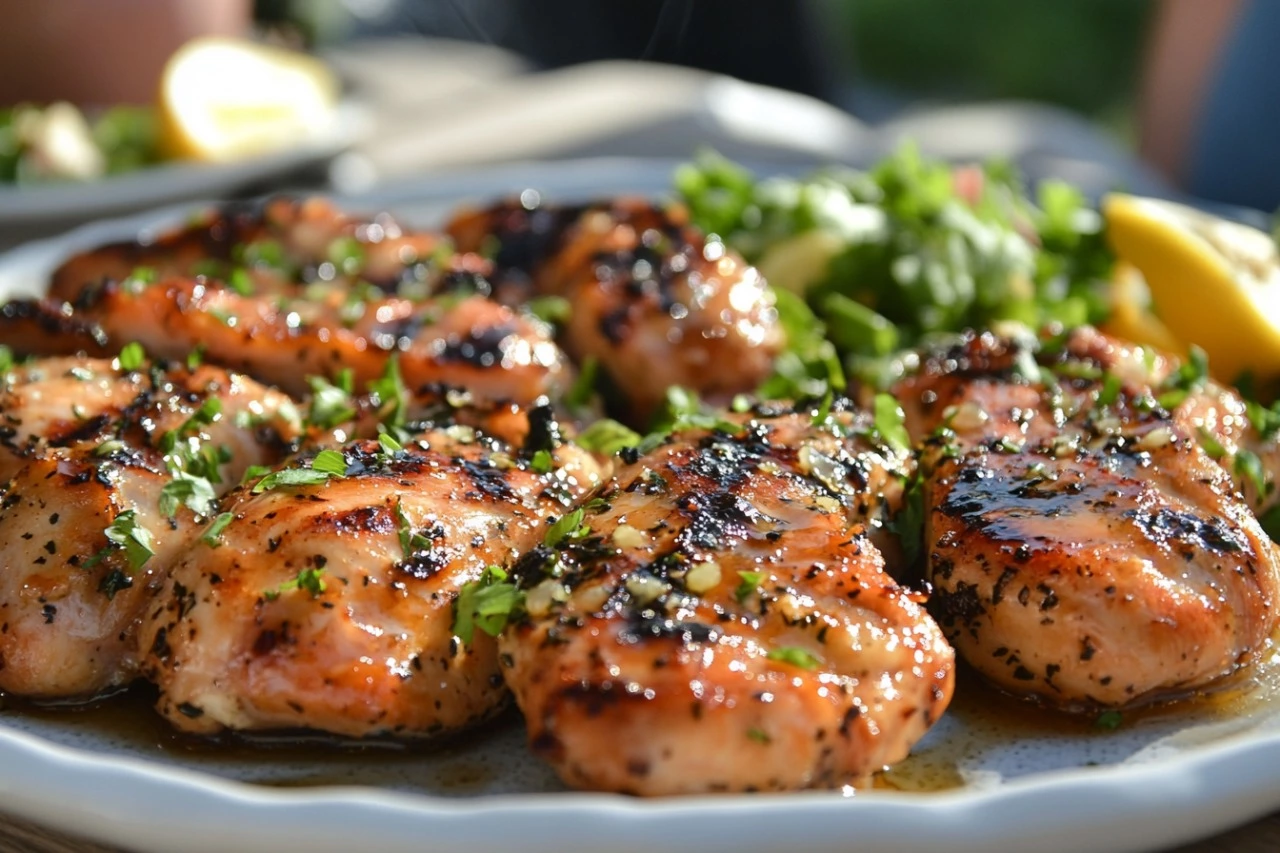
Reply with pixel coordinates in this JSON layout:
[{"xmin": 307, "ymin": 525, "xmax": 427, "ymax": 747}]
[
  {"xmin": 1104, "ymin": 193, "xmax": 1280, "ymax": 382},
  {"xmin": 157, "ymin": 37, "xmax": 339, "ymax": 163}
]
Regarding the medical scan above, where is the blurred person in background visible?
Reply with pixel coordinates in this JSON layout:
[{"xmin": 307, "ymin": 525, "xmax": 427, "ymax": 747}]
[
  {"xmin": 334, "ymin": 0, "xmax": 840, "ymax": 102},
  {"xmin": 1139, "ymin": 0, "xmax": 1280, "ymax": 212}
]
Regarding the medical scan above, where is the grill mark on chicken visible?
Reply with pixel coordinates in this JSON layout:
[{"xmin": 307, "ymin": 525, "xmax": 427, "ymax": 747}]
[
  {"xmin": 448, "ymin": 197, "xmax": 783, "ymax": 419},
  {"xmin": 901, "ymin": 327, "xmax": 1280, "ymax": 711},
  {"xmin": 136, "ymin": 431, "xmax": 606, "ymax": 738},
  {"xmin": 499, "ymin": 409, "xmax": 952, "ymax": 794},
  {"xmin": 0, "ymin": 356, "xmax": 301, "ymax": 700}
]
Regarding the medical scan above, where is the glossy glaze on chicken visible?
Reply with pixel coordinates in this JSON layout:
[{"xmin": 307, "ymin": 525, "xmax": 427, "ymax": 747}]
[
  {"xmin": 897, "ymin": 328, "xmax": 1280, "ymax": 710},
  {"xmin": 0, "ymin": 356, "xmax": 299, "ymax": 699},
  {"xmin": 499, "ymin": 403, "xmax": 953, "ymax": 794},
  {"xmin": 4, "ymin": 190, "xmax": 1278, "ymax": 797},
  {"xmin": 139, "ymin": 429, "xmax": 604, "ymax": 738}
]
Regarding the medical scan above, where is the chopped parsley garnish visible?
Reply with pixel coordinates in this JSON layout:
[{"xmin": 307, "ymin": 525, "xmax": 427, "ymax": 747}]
[
  {"xmin": 240, "ymin": 464, "xmax": 272, "ymax": 485},
  {"xmin": 83, "ymin": 510, "xmax": 155, "ymax": 573},
  {"xmin": 327, "ymin": 236, "xmax": 366, "ymax": 275},
  {"xmin": 239, "ymin": 239, "xmax": 287, "ymax": 270},
  {"xmin": 1052, "ymin": 361, "xmax": 1103, "ymax": 381},
  {"xmin": 766, "ymin": 646, "xmax": 822, "ymax": 670},
  {"xmin": 94, "ymin": 439, "xmax": 126, "ymax": 457},
  {"xmin": 890, "ymin": 471, "xmax": 926, "ymax": 566},
  {"xmin": 677, "ymin": 148, "xmax": 1114, "ymax": 391},
  {"xmin": 201, "ymin": 512, "xmax": 235, "ymax": 547},
  {"xmin": 1157, "ymin": 345, "xmax": 1210, "ymax": 411},
  {"xmin": 1246, "ymin": 399, "xmax": 1280, "ymax": 441},
  {"xmin": 117, "ymin": 342, "xmax": 146, "ymax": 371},
  {"xmin": 369, "ymin": 355, "xmax": 409, "ymax": 437},
  {"xmin": 160, "ymin": 398, "xmax": 223, "ymax": 453},
  {"xmin": 190, "ymin": 259, "xmax": 225, "ymax": 280},
  {"xmin": 746, "ymin": 727, "xmax": 771, "ymax": 744},
  {"xmin": 124, "ymin": 266, "xmax": 156, "ymax": 292},
  {"xmin": 734, "ymin": 570, "xmax": 765, "ymax": 602},
  {"xmin": 310, "ymin": 448, "xmax": 349, "ymax": 477},
  {"xmin": 1196, "ymin": 427, "xmax": 1227, "ymax": 461},
  {"xmin": 575, "ymin": 418, "xmax": 642, "ymax": 456},
  {"xmin": 1095, "ymin": 372, "xmax": 1122, "ymax": 407},
  {"xmin": 872, "ymin": 392, "xmax": 910, "ymax": 454},
  {"xmin": 453, "ymin": 565, "xmax": 523, "ymax": 645},
  {"xmin": 0, "ymin": 345, "xmax": 13, "ymax": 373},
  {"xmin": 1234, "ymin": 448, "xmax": 1270, "ymax": 501},
  {"xmin": 565, "ymin": 355, "xmax": 599, "ymax": 413},
  {"xmin": 252, "ymin": 451, "xmax": 347, "ymax": 493},
  {"xmin": 526, "ymin": 294, "xmax": 572, "ymax": 325},
  {"xmin": 637, "ymin": 386, "xmax": 745, "ymax": 453},
  {"xmin": 393, "ymin": 498, "xmax": 433, "ymax": 558},
  {"xmin": 158, "ymin": 473, "xmax": 217, "ymax": 518},
  {"xmin": 811, "ymin": 389, "xmax": 834, "ymax": 427},
  {"xmin": 306, "ymin": 371, "xmax": 357, "ymax": 430},
  {"xmin": 378, "ymin": 432, "xmax": 404, "ymax": 457},
  {"xmin": 156, "ymin": 397, "xmax": 230, "ymax": 516},
  {"xmin": 545, "ymin": 508, "xmax": 587, "ymax": 548},
  {"xmin": 227, "ymin": 268, "xmax": 255, "ymax": 296},
  {"xmin": 1095, "ymin": 710, "xmax": 1123, "ymax": 731},
  {"xmin": 266, "ymin": 568, "xmax": 327, "ymax": 601},
  {"xmin": 530, "ymin": 449, "xmax": 554, "ymax": 474}
]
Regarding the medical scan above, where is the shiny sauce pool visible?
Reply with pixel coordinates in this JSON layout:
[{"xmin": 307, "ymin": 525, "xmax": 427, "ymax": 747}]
[
  {"xmin": 879, "ymin": 636, "xmax": 1280, "ymax": 792},
  {"xmin": 0, "ymin": 684, "xmax": 533, "ymax": 794},
  {"xmin": 4, "ymin": 642, "xmax": 1279, "ymax": 795}
]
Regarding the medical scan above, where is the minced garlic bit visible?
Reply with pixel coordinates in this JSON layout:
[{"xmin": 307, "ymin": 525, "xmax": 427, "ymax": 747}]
[
  {"xmin": 776, "ymin": 592, "xmax": 811, "ymax": 623},
  {"xmin": 611, "ymin": 523, "xmax": 649, "ymax": 549},
  {"xmin": 625, "ymin": 573, "xmax": 668, "ymax": 604},
  {"xmin": 525, "ymin": 579, "xmax": 568, "ymax": 618},
  {"xmin": 1049, "ymin": 433, "xmax": 1080, "ymax": 458},
  {"xmin": 1136, "ymin": 426, "xmax": 1175, "ymax": 451},
  {"xmin": 796, "ymin": 444, "xmax": 816, "ymax": 477},
  {"xmin": 947, "ymin": 401, "xmax": 990, "ymax": 432},
  {"xmin": 814, "ymin": 495, "xmax": 842, "ymax": 514},
  {"xmin": 572, "ymin": 583, "xmax": 611, "ymax": 613},
  {"xmin": 683, "ymin": 560, "xmax": 722, "ymax": 593}
]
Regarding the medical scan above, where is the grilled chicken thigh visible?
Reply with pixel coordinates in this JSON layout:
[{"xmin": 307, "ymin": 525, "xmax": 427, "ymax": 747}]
[
  {"xmin": 4, "ymin": 282, "xmax": 570, "ymax": 406},
  {"xmin": 448, "ymin": 198, "xmax": 783, "ymax": 419},
  {"xmin": 138, "ymin": 430, "xmax": 605, "ymax": 737},
  {"xmin": 498, "ymin": 404, "xmax": 954, "ymax": 794},
  {"xmin": 49, "ymin": 196, "xmax": 452, "ymax": 302},
  {"xmin": 0, "ymin": 356, "xmax": 299, "ymax": 699},
  {"xmin": 897, "ymin": 328, "xmax": 1280, "ymax": 709}
]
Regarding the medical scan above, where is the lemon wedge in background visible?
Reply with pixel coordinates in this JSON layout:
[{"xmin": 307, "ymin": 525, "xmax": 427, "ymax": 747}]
[
  {"xmin": 157, "ymin": 37, "xmax": 339, "ymax": 163},
  {"xmin": 1104, "ymin": 193, "xmax": 1280, "ymax": 382}
]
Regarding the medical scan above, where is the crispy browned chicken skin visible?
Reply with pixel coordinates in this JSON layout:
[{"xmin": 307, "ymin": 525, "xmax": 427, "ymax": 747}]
[
  {"xmin": 499, "ymin": 403, "xmax": 954, "ymax": 794},
  {"xmin": 448, "ymin": 198, "xmax": 783, "ymax": 419},
  {"xmin": 138, "ymin": 429, "xmax": 605, "ymax": 737},
  {"xmin": 896, "ymin": 327, "xmax": 1280, "ymax": 710},
  {"xmin": 0, "ymin": 356, "xmax": 299, "ymax": 699}
]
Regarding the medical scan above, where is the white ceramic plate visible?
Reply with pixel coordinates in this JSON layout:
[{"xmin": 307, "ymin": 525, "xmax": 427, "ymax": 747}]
[
  {"xmin": 0, "ymin": 101, "xmax": 366, "ymax": 227},
  {"xmin": 2, "ymin": 159, "xmax": 1279, "ymax": 853}
]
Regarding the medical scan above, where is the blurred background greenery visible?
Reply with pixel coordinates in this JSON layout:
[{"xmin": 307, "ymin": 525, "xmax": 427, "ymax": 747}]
[{"xmin": 836, "ymin": 0, "xmax": 1153, "ymax": 137}]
